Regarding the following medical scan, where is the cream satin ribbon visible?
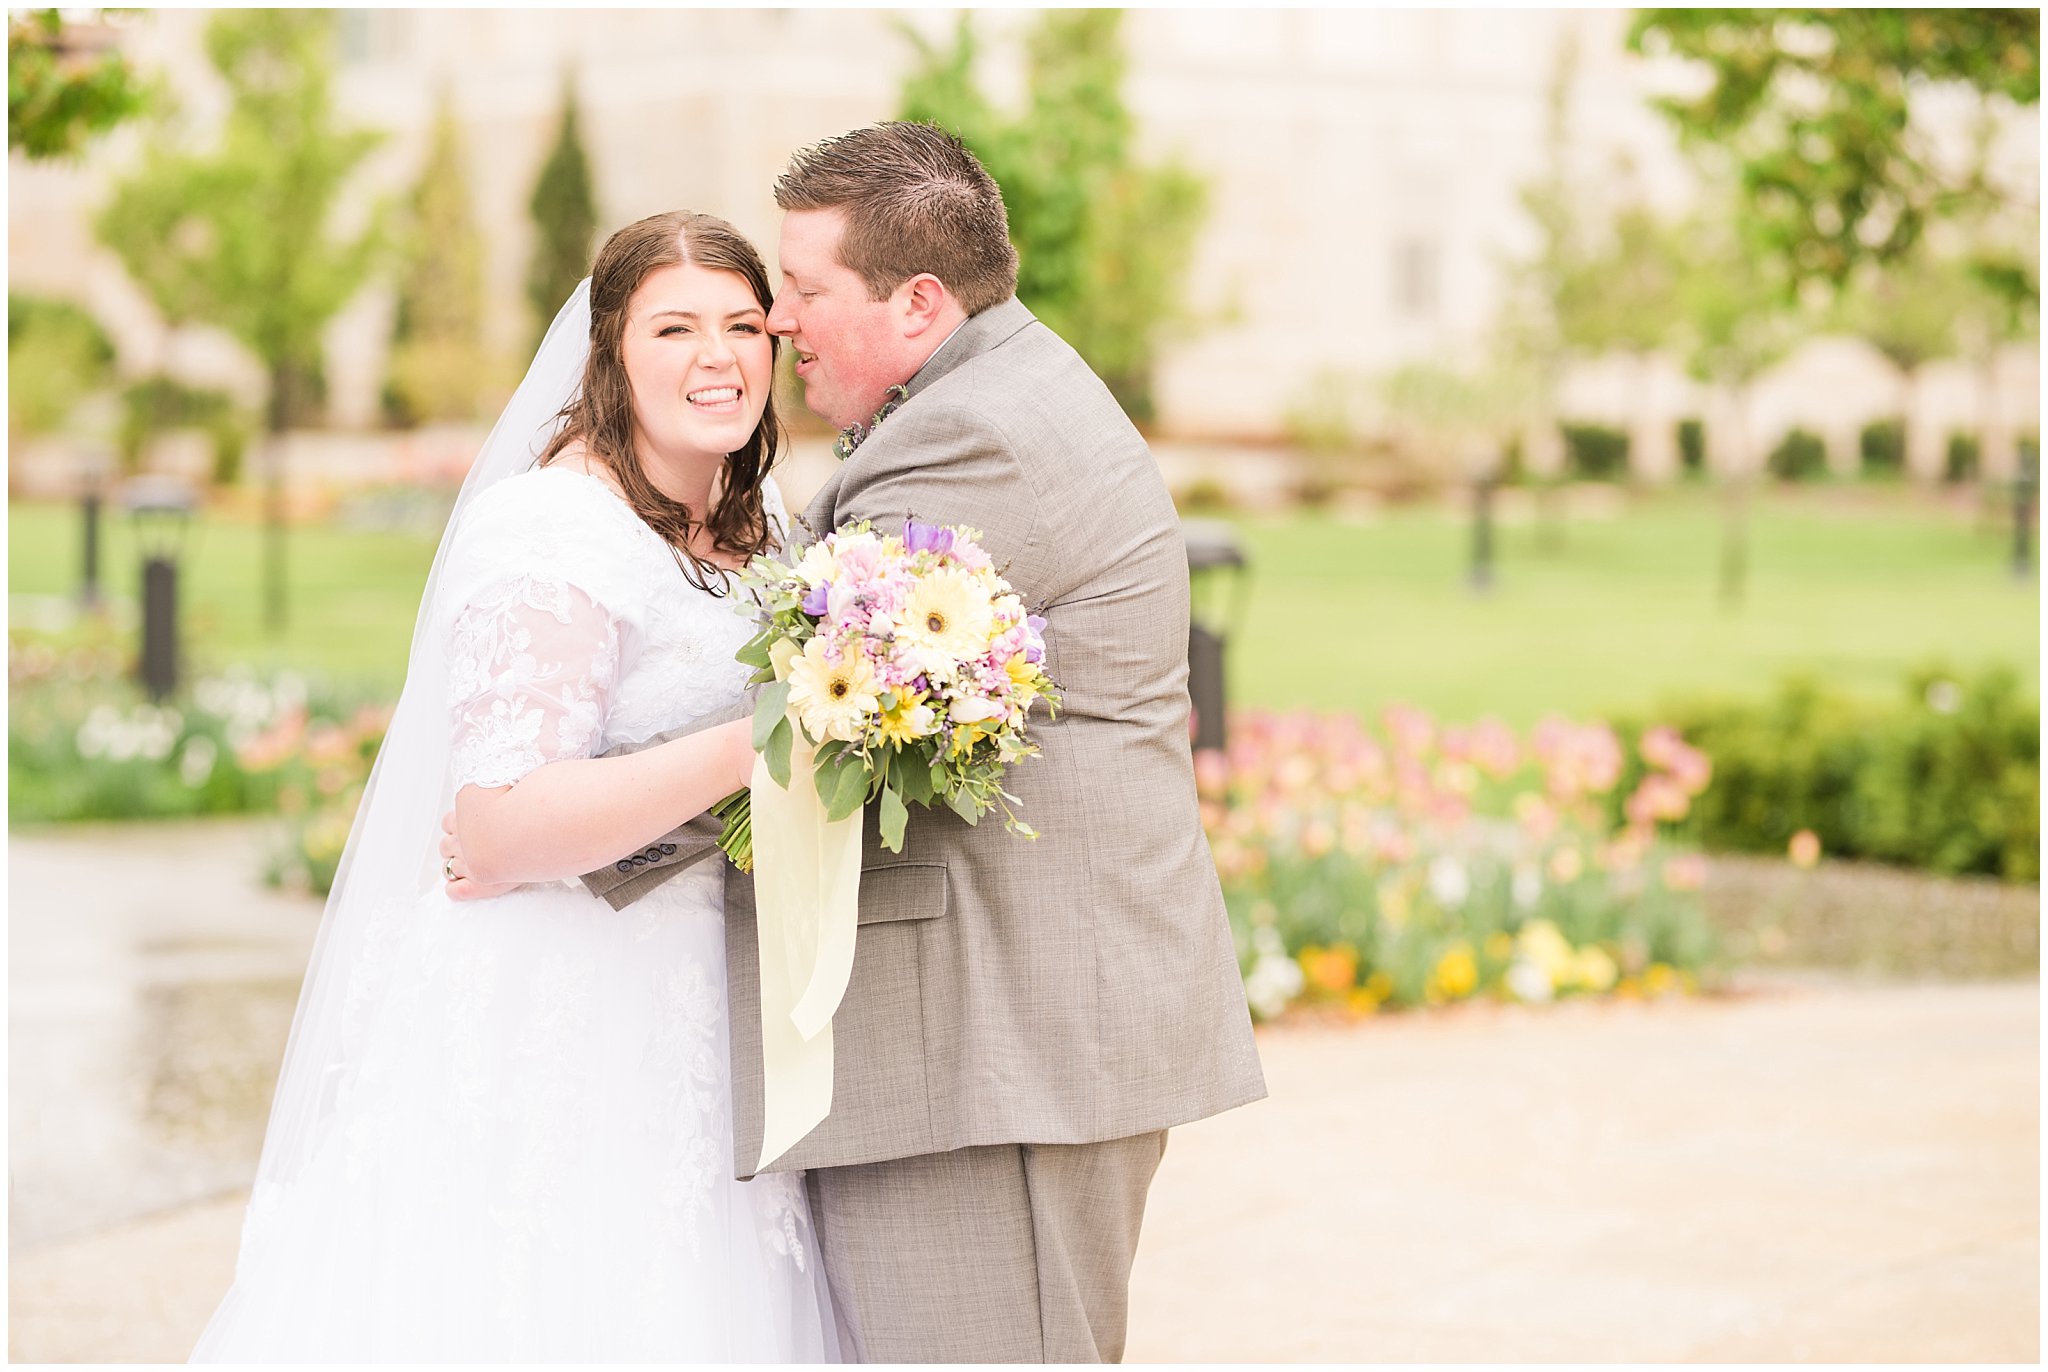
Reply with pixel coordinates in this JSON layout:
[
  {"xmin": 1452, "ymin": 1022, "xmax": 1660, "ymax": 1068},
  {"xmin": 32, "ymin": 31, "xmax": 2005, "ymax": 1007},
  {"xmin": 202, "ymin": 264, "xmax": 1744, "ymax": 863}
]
[{"xmin": 749, "ymin": 731, "xmax": 863, "ymax": 1175}]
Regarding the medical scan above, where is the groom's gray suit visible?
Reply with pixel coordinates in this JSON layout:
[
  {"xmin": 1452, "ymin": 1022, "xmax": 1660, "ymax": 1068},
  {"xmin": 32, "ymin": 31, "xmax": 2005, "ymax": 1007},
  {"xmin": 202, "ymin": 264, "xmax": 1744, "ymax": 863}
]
[{"xmin": 585, "ymin": 297, "xmax": 1265, "ymax": 1361}]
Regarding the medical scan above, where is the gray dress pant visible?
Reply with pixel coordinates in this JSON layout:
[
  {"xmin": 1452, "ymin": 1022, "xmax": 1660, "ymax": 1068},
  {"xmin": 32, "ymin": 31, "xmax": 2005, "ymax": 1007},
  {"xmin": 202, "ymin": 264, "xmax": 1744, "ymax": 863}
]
[{"xmin": 803, "ymin": 1131, "xmax": 1168, "ymax": 1363}]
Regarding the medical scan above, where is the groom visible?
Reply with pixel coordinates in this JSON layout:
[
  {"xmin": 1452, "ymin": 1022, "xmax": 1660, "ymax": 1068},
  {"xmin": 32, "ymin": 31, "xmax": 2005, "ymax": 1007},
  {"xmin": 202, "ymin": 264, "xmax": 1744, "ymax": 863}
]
[{"xmin": 596, "ymin": 123, "xmax": 1263, "ymax": 1362}]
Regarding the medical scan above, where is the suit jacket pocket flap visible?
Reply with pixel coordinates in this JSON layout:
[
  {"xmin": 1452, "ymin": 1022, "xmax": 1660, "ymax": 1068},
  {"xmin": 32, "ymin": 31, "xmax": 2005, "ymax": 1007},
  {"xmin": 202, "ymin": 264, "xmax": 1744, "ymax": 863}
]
[{"xmin": 857, "ymin": 862, "xmax": 948, "ymax": 925}]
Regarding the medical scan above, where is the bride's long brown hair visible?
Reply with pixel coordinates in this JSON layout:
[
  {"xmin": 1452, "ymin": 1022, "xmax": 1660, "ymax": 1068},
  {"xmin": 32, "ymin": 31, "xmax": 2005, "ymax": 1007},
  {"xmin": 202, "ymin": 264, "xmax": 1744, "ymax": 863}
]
[{"xmin": 541, "ymin": 211, "xmax": 783, "ymax": 593}]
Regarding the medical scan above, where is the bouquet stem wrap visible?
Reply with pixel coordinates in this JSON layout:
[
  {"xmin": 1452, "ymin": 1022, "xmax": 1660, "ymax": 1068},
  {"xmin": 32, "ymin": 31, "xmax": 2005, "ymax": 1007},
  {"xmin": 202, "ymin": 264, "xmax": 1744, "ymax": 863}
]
[{"xmin": 748, "ymin": 734, "xmax": 862, "ymax": 1174}]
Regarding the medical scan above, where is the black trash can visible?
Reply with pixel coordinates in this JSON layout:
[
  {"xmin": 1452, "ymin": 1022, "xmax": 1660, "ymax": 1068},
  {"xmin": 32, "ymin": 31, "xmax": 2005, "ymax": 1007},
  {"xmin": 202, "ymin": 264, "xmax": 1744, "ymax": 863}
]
[{"xmin": 1182, "ymin": 519, "xmax": 1249, "ymax": 756}]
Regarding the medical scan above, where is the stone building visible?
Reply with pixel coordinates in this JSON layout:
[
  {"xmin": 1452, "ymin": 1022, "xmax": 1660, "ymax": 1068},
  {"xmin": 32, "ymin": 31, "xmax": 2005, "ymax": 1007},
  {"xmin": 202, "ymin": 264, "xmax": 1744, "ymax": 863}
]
[{"xmin": 8, "ymin": 8, "xmax": 2039, "ymax": 481}]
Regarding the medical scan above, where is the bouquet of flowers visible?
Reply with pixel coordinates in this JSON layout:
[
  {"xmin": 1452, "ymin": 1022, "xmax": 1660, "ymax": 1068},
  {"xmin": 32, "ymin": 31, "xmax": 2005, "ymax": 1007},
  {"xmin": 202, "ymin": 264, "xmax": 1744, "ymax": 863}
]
[{"xmin": 713, "ymin": 518, "xmax": 1060, "ymax": 870}]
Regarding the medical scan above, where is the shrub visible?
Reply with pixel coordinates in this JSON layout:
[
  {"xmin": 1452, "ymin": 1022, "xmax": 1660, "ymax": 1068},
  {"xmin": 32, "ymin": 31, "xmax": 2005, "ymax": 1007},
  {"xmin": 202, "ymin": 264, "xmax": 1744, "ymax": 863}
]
[
  {"xmin": 1945, "ymin": 432, "xmax": 1980, "ymax": 484},
  {"xmin": 1861, "ymin": 418, "xmax": 1905, "ymax": 477},
  {"xmin": 1612, "ymin": 668, "xmax": 2038, "ymax": 882},
  {"xmin": 1767, "ymin": 427, "xmax": 1828, "ymax": 482},
  {"xmin": 1562, "ymin": 423, "xmax": 1629, "ymax": 482},
  {"xmin": 1677, "ymin": 418, "xmax": 1705, "ymax": 477},
  {"xmin": 117, "ymin": 376, "xmax": 252, "ymax": 484}
]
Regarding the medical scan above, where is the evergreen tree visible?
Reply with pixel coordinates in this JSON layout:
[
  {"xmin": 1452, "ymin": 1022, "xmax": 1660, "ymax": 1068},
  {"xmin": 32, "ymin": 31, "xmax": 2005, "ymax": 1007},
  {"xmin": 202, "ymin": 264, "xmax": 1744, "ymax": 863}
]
[
  {"xmin": 526, "ymin": 76, "xmax": 598, "ymax": 351},
  {"xmin": 386, "ymin": 90, "xmax": 492, "ymax": 426},
  {"xmin": 899, "ymin": 10, "xmax": 1207, "ymax": 420}
]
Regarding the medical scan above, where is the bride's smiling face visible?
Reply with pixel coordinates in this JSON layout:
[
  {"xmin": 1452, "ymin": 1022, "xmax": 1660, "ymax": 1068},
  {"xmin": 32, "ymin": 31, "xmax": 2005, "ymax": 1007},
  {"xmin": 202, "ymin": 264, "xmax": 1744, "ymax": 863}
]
[{"xmin": 619, "ymin": 261, "xmax": 773, "ymax": 467}]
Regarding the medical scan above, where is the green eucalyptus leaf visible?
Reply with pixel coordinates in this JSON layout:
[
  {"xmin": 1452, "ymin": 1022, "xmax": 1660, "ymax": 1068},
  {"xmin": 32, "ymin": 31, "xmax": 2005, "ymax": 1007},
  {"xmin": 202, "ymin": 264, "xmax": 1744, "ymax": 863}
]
[
  {"xmin": 764, "ymin": 715, "xmax": 793, "ymax": 788},
  {"xmin": 752, "ymin": 681, "xmax": 793, "ymax": 751},
  {"xmin": 879, "ymin": 783, "xmax": 909, "ymax": 852}
]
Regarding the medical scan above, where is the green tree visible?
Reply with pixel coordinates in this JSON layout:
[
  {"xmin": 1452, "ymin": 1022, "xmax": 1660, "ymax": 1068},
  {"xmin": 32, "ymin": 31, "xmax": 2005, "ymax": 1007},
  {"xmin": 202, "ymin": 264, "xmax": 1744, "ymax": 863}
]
[
  {"xmin": 96, "ymin": 8, "xmax": 384, "ymax": 632},
  {"xmin": 1628, "ymin": 9, "xmax": 2040, "ymax": 302},
  {"xmin": 525, "ymin": 76, "xmax": 598, "ymax": 352},
  {"xmin": 899, "ymin": 10, "xmax": 1208, "ymax": 419},
  {"xmin": 7, "ymin": 293, "xmax": 116, "ymax": 439},
  {"xmin": 1670, "ymin": 194, "xmax": 1811, "ymax": 606},
  {"xmin": 386, "ymin": 91, "xmax": 493, "ymax": 426},
  {"xmin": 8, "ymin": 9, "xmax": 148, "ymax": 159}
]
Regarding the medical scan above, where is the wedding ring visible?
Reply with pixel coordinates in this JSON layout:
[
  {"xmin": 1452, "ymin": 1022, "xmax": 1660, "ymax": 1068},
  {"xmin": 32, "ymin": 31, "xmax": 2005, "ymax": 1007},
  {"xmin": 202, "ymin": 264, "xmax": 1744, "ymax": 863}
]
[{"xmin": 444, "ymin": 856, "xmax": 456, "ymax": 881}]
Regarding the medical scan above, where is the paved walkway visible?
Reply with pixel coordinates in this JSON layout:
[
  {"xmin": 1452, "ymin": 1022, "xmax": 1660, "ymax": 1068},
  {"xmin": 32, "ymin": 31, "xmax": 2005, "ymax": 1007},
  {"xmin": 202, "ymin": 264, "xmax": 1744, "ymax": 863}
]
[{"xmin": 7, "ymin": 822, "xmax": 2039, "ymax": 1362}]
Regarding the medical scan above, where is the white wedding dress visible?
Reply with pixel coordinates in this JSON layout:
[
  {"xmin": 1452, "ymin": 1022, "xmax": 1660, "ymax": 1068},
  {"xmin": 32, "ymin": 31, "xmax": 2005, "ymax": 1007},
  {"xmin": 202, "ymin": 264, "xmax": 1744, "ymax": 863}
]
[{"xmin": 193, "ymin": 466, "xmax": 838, "ymax": 1362}]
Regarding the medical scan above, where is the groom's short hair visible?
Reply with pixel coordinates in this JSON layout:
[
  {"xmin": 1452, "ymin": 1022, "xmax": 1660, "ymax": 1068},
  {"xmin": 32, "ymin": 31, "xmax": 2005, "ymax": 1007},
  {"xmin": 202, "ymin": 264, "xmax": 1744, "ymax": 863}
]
[{"xmin": 775, "ymin": 122, "xmax": 1019, "ymax": 315}]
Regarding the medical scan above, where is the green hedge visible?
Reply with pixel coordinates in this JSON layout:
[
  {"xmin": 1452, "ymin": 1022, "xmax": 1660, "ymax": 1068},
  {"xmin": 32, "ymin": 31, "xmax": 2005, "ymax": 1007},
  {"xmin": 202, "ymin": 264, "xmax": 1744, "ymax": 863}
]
[
  {"xmin": 1562, "ymin": 423, "xmax": 1630, "ymax": 482},
  {"xmin": 1768, "ymin": 427, "xmax": 1828, "ymax": 482},
  {"xmin": 1614, "ymin": 668, "xmax": 2038, "ymax": 882}
]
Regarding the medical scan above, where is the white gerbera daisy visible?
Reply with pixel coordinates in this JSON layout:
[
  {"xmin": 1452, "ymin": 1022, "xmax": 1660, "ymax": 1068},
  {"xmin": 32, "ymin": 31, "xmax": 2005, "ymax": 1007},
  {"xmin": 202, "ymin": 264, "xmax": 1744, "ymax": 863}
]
[{"xmin": 787, "ymin": 637, "xmax": 881, "ymax": 743}]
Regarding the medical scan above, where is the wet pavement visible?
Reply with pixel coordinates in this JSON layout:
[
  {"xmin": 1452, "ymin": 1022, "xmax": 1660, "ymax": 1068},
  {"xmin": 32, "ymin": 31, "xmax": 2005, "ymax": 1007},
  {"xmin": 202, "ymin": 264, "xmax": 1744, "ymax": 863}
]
[{"xmin": 7, "ymin": 820, "xmax": 2040, "ymax": 1362}]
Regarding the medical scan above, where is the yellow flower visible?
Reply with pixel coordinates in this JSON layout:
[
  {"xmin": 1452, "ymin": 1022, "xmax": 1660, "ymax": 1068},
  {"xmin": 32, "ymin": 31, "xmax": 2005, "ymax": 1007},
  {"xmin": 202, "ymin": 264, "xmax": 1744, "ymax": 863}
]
[
  {"xmin": 1346, "ymin": 986, "xmax": 1382, "ymax": 1016},
  {"xmin": 897, "ymin": 568, "xmax": 996, "ymax": 672},
  {"xmin": 874, "ymin": 692, "xmax": 937, "ymax": 746},
  {"xmin": 1364, "ymin": 969, "xmax": 1395, "ymax": 1000},
  {"xmin": 1004, "ymin": 653, "xmax": 1043, "ymax": 708},
  {"xmin": 1483, "ymin": 931, "xmax": 1515, "ymax": 961},
  {"xmin": 1571, "ymin": 946, "xmax": 1618, "ymax": 992},
  {"xmin": 787, "ymin": 636, "xmax": 880, "ymax": 743},
  {"xmin": 1643, "ymin": 962, "xmax": 1678, "ymax": 997},
  {"xmin": 1431, "ymin": 942, "xmax": 1479, "ymax": 1000}
]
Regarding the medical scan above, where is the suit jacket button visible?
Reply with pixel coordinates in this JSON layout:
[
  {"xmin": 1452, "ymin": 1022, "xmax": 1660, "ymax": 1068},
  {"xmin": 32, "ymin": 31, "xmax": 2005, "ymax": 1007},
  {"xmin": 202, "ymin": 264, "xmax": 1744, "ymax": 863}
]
[
  {"xmin": 660, "ymin": 842, "xmax": 677, "ymax": 855},
  {"xmin": 631, "ymin": 854, "xmax": 649, "ymax": 867},
  {"xmin": 615, "ymin": 860, "xmax": 633, "ymax": 874},
  {"xmin": 646, "ymin": 847, "xmax": 662, "ymax": 861}
]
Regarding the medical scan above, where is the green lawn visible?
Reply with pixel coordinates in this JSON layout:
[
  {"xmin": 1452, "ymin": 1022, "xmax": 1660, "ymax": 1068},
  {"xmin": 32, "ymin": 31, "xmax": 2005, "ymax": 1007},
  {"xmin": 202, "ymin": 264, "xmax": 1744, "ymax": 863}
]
[
  {"xmin": 10, "ymin": 485, "xmax": 2038, "ymax": 723},
  {"xmin": 1207, "ymin": 485, "xmax": 2036, "ymax": 724}
]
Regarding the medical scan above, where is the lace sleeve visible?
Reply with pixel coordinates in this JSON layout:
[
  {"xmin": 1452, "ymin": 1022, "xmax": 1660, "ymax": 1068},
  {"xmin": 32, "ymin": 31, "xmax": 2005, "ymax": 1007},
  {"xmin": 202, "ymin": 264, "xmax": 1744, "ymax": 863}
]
[{"xmin": 447, "ymin": 575, "xmax": 625, "ymax": 790}]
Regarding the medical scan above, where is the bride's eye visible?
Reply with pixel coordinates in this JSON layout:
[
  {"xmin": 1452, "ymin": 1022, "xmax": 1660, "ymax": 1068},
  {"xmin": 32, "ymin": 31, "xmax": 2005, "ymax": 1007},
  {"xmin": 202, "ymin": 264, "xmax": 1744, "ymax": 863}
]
[
  {"xmin": 658, "ymin": 325, "xmax": 688, "ymax": 338},
  {"xmin": 732, "ymin": 323, "xmax": 762, "ymax": 335}
]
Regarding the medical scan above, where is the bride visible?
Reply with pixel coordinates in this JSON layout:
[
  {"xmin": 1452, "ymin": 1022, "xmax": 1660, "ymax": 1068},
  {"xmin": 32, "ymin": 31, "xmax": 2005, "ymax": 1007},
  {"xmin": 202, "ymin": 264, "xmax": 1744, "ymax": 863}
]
[{"xmin": 193, "ymin": 212, "xmax": 840, "ymax": 1361}]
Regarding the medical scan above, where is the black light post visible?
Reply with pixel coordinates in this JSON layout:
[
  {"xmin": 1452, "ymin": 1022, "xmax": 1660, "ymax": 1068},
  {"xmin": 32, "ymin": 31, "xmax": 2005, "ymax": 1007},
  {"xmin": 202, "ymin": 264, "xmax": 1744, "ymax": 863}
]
[
  {"xmin": 1182, "ymin": 519, "xmax": 1250, "ymax": 757},
  {"xmin": 124, "ymin": 476, "xmax": 197, "ymax": 701},
  {"xmin": 1468, "ymin": 445, "xmax": 1500, "ymax": 594},
  {"xmin": 2013, "ymin": 449, "xmax": 2037, "ymax": 582}
]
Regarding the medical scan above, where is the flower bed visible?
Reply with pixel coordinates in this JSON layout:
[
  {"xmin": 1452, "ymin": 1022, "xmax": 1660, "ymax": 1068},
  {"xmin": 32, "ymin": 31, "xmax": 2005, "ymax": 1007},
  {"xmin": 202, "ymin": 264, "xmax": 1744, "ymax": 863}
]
[
  {"xmin": 9, "ymin": 626, "xmax": 386, "ymax": 893},
  {"xmin": 1205, "ymin": 708, "xmax": 1723, "ymax": 1019}
]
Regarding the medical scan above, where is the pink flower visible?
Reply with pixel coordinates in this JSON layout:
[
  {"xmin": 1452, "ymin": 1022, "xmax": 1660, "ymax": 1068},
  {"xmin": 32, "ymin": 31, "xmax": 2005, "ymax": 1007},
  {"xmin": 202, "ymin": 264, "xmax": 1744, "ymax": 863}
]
[{"xmin": 1662, "ymin": 854, "xmax": 1708, "ymax": 891}]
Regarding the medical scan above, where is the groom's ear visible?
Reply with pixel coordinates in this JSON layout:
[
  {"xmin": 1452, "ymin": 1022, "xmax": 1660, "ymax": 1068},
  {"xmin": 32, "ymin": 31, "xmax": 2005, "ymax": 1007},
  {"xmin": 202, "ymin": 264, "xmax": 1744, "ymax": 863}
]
[{"xmin": 897, "ymin": 273, "xmax": 956, "ymax": 339}]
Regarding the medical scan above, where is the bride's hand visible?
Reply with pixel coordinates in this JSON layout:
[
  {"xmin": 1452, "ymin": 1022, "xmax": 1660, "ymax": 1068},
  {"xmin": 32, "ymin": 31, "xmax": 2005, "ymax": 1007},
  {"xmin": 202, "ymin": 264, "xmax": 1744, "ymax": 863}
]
[{"xmin": 440, "ymin": 808, "xmax": 525, "ymax": 902}]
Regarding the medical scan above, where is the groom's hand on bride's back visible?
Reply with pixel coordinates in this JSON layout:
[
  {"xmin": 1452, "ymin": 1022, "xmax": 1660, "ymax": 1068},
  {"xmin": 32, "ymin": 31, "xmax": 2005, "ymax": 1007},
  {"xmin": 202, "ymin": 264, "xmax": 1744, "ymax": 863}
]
[{"xmin": 439, "ymin": 808, "xmax": 524, "ymax": 902}]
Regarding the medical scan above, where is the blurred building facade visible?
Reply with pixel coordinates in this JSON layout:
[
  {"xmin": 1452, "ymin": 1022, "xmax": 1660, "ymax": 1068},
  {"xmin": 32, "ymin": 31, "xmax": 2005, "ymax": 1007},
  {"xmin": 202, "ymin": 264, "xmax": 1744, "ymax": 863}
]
[{"xmin": 8, "ymin": 8, "xmax": 2040, "ymax": 475}]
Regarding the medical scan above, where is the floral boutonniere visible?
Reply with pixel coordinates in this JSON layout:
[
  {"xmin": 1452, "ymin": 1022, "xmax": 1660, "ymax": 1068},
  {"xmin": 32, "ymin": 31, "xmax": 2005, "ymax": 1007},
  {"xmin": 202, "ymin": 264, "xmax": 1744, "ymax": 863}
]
[{"xmin": 832, "ymin": 384, "xmax": 910, "ymax": 462}]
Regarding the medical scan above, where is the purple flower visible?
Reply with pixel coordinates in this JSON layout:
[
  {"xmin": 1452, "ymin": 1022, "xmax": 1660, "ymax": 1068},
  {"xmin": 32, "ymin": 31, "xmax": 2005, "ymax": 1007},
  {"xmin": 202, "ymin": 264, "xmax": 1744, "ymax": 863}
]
[
  {"xmin": 801, "ymin": 581, "xmax": 831, "ymax": 617},
  {"xmin": 1024, "ymin": 614, "xmax": 1048, "ymax": 664},
  {"xmin": 904, "ymin": 520, "xmax": 956, "ymax": 558}
]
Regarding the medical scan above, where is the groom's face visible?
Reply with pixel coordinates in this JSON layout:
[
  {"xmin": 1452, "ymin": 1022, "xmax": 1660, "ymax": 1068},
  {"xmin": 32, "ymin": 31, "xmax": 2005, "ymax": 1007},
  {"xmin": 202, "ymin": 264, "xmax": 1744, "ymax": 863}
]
[{"xmin": 769, "ymin": 208, "xmax": 912, "ymax": 431}]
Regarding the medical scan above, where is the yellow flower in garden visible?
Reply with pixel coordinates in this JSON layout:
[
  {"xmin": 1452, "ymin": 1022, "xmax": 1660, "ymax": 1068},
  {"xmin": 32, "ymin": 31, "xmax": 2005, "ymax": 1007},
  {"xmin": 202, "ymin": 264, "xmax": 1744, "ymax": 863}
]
[
  {"xmin": 1516, "ymin": 920, "xmax": 1574, "ymax": 980},
  {"xmin": 1572, "ymin": 946, "xmax": 1619, "ymax": 992},
  {"xmin": 1431, "ymin": 942, "xmax": 1479, "ymax": 1000},
  {"xmin": 1643, "ymin": 962, "xmax": 1678, "ymax": 997},
  {"xmin": 1346, "ymin": 987, "xmax": 1382, "ymax": 1016},
  {"xmin": 787, "ymin": 637, "xmax": 881, "ymax": 743},
  {"xmin": 1365, "ymin": 969, "xmax": 1394, "ymax": 1000},
  {"xmin": 897, "ymin": 567, "xmax": 996, "ymax": 666},
  {"xmin": 1484, "ymin": 931, "xmax": 1515, "ymax": 961},
  {"xmin": 873, "ymin": 692, "xmax": 938, "ymax": 746}
]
